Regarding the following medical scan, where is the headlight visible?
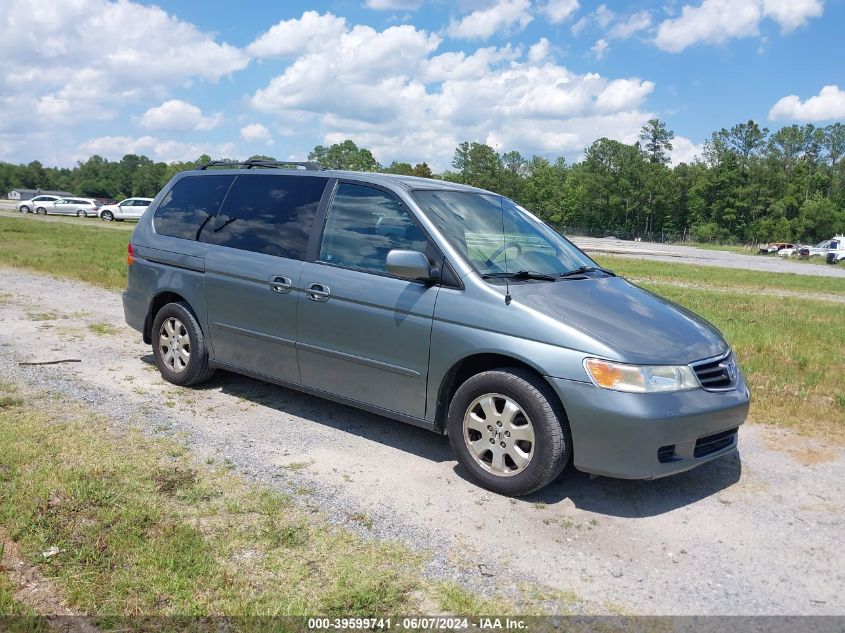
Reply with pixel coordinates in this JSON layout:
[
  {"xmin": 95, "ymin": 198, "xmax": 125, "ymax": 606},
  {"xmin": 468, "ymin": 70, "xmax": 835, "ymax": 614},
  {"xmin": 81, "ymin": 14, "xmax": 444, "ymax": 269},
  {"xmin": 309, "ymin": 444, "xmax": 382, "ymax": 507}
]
[{"xmin": 583, "ymin": 358, "xmax": 699, "ymax": 393}]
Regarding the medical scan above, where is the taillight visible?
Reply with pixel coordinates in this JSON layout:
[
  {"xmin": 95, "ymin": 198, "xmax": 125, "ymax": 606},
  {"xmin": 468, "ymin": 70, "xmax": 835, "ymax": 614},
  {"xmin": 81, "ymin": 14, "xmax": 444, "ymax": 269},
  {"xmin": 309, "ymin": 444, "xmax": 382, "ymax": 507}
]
[{"xmin": 127, "ymin": 243, "xmax": 135, "ymax": 266}]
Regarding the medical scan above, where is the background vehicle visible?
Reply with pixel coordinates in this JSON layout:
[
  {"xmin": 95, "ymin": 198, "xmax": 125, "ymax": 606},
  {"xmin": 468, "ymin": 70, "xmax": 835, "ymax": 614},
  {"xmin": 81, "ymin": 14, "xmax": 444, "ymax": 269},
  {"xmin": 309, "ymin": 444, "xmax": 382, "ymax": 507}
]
[
  {"xmin": 38, "ymin": 197, "xmax": 100, "ymax": 216},
  {"xmin": 824, "ymin": 237, "xmax": 844, "ymax": 264},
  {"xmin": 17, "ymin": 195, "xmax": 61, "ymax": 213},
  {"xmin": 99, "ymin": 197, "xmax": 153, "ymax": 221}
]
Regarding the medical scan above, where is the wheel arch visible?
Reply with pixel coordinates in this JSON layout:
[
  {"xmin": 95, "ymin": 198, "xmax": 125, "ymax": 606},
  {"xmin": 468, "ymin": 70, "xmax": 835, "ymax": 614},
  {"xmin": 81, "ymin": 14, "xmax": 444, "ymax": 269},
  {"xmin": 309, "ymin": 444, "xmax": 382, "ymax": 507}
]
[
  {"xmin": 433, "ymin": 352, "xmax": 568, "ymax": 433},
  {"xmin": 143, "ymin": 291, "xmax": 197, "ymax": 344}
]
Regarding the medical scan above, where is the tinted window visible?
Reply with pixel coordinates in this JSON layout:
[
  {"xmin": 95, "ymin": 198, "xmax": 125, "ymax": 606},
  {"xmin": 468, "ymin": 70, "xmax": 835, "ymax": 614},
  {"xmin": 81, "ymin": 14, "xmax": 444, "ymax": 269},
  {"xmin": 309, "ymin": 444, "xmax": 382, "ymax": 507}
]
[
  {"xmin": 211, "ymin": 175, "xmax": 327, "ymax": 260},
  {"xmin": 135, "ymin": 200, "xmax": 150, "ymax": 206},
  {"xmin": 154, "ymin": 175, "xmax": 234, "ymax": 241},
  {"xmin": 319, "ymin": 183, "xmax": 428, "ymax": 274}
]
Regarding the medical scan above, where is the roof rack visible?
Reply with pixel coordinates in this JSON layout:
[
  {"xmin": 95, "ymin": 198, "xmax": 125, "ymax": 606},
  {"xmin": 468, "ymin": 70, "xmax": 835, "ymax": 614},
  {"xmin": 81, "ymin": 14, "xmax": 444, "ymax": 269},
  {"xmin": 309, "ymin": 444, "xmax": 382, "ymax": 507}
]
[{"xmin": 199, "ymin": 159, "xmax": 325, "ymax": 171}]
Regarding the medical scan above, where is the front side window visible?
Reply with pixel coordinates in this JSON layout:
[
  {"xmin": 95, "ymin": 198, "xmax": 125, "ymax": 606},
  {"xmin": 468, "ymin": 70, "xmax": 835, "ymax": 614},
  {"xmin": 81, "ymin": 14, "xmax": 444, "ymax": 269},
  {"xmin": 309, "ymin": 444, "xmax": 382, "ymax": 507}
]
[
  {"xmin": 211, "ymin": 174, "xmax": 327, "ymax": 260},
  {"xmin": 319, "ymin": 183, "xmax": 428, "ymax": 274},
  {"xmin": 412, "ymin": 190, "xmax": 594, "ymax": 277},
  {"xmin": 154, "ymin": 175, "xmax": 234, "ymax": 241}
]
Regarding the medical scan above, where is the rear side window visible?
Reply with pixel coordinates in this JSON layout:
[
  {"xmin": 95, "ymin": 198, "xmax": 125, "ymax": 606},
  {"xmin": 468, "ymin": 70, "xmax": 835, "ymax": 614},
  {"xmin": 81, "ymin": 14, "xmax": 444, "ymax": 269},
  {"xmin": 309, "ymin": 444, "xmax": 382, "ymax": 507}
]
[
  {"xmin": 319, "ymin": 183, "xmax": 428, "ymax": 274},
  {"xmin": 154, "ymin": 175, "xmax": 235, "ymax": 241},
  {"xmin": 211, "ymin": 174, "xmax": 327, "ymax": 260}
]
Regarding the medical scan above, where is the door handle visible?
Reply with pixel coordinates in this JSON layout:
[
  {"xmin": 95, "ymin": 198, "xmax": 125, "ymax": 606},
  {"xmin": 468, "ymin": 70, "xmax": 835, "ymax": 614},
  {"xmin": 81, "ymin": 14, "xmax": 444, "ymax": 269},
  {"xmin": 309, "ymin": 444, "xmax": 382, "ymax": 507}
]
[
  {"xmin": 305, "ymin": 282, "xmax": 331, "ymax": 302},
  {"xmin": 269, "ymin": 276, "xmax": 293, "ymax": 294}
]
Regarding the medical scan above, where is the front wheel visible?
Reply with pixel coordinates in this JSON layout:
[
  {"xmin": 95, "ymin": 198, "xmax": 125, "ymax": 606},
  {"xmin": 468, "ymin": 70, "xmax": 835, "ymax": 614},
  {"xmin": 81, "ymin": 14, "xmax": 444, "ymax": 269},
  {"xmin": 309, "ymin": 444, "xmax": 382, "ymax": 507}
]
[
  {"xmin": 447, "ymin": 368, "xmax": 571, "ymax": 496},
  {"xmin": 19, "ymin": 205, "xmax": 30, "ymax": 213},
  {"xmin": 151, "ymin": 302, "xmax": 215, "ymax": 387},
  {"xmin": 36, "ymin": 207, "xmax": 47, "ymax": 215},
  {"xmin": 101, "ymin": 210, "xmax": 114, "ymax": 221}
]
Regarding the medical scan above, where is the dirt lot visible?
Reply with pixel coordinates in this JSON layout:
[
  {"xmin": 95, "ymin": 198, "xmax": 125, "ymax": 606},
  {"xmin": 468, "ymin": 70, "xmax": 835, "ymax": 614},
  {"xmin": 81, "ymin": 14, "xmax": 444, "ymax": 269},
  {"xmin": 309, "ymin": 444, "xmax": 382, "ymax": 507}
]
[{"xmin": 0, "ymin": 267, "xmax": 843, "ymax": 615}]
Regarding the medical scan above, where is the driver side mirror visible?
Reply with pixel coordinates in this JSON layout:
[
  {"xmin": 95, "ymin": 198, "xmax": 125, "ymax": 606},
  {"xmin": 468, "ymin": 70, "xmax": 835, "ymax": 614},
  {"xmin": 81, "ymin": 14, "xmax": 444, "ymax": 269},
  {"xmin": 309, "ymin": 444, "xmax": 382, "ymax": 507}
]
[{"xmin": 386, "ymin": 249, "xmax": 440, "ymax": 283}]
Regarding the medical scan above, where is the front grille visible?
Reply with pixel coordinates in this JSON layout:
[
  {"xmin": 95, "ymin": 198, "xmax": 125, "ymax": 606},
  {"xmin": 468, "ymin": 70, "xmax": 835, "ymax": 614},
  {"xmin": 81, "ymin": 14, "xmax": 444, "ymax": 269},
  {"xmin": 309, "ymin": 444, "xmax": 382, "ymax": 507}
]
[
  {"xmin": 694, "ymin": 428, "xmax": 737, "ymax": 458},
  {"xmin": 691, "ymin": 352, "xmax": 737, "ymax": 391}
]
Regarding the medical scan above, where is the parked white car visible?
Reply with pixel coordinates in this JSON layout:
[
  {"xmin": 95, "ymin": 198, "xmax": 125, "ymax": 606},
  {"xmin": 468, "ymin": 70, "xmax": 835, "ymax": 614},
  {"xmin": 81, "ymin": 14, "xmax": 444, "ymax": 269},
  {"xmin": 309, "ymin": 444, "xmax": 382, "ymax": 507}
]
[
  {"xmin": 808, "ymin": 239, "xmax": 837, "ymax": 257},
  {"xmin": 17, "ymin": 195, "xmax": 61, "ymax": 213},
  {"xmin": 98, "ymin": 197, "xmax": 153, "ymax": 221},
  {"xmin": 38, "ymin": 197, "xmax": 100, "ymax": 217}
]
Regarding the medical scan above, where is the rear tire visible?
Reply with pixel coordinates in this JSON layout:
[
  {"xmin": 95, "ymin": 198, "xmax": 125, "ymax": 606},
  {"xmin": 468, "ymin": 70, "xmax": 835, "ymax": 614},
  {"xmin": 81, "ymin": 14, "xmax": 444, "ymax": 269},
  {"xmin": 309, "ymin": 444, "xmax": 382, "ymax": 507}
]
[
  {"xmin": 77, "ymin": 210, "xmax": 87, "ymax": 218},
  {"xmin": 36, "ymin": 207, "xmax": 47, "ymax": 215},
  {"xmin": 151, "ymin": 302, "xmax": 215, "ymax": 387},
  {"xmin": 447, "ymin": 368, "xmax": 571, "ymax": 496}
]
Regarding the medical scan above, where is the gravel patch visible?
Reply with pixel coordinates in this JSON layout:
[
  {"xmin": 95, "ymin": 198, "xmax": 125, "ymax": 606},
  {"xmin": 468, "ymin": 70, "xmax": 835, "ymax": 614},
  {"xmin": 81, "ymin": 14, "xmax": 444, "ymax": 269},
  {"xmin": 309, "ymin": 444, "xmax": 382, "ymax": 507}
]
[{"xmin": 0, "ymin": 267, "xmax": 842, "ymax": 615}]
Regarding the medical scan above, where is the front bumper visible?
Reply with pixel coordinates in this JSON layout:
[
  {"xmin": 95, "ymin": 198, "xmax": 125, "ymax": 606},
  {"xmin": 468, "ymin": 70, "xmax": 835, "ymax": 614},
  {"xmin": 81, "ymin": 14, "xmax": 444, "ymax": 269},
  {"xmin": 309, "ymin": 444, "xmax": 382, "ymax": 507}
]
[{"xmin": 547, "ymin": 375, "xmax": 750, "ymax": 479}]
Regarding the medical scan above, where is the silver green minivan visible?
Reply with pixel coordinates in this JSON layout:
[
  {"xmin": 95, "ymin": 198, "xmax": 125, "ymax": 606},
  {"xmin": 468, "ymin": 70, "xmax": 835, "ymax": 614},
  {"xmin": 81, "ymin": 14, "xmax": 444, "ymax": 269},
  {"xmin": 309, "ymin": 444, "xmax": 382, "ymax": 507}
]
[{"xmin": 123, "ymin": 161, "xmax": 750, "ymax": 496}]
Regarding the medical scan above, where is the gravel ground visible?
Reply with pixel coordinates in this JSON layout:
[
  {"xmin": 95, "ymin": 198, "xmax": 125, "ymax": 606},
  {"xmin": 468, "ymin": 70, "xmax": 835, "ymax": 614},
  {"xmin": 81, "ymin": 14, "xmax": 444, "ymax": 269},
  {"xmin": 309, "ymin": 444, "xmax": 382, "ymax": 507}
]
[
  {"xmin": 0, "ymin": 267, "xmax": 842, "ymax": 615},
  {"xmin": 571, "ymin": 237, "xmax": 845, "ymax": 278}
]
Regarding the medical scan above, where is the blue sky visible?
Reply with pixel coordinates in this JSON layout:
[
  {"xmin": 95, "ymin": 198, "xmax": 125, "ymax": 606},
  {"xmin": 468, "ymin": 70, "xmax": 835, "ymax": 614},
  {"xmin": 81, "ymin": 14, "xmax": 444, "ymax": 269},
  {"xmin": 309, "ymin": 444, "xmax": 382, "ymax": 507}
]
[{"xmin": 1, "ymin": 0, "xmax": 843, "ymax": 171}]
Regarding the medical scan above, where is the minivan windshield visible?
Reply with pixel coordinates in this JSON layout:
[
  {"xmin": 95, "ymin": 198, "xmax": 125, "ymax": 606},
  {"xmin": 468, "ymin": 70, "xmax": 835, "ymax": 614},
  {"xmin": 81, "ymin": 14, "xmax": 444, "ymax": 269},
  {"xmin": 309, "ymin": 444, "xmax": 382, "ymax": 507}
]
[{"xmin": 412, "ymin": 190, "xmax": 596, "ymax": 278}]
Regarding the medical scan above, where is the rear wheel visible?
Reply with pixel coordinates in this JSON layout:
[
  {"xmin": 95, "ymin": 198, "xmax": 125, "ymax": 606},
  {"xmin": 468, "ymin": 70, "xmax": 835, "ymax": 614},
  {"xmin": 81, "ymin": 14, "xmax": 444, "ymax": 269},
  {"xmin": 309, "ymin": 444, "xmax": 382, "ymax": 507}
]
[
  {"xmin": 101, "ymin": 210, "xmax": 114, "ymax": 221},
  {"xmin": 76, "ymin": 210, "xmax": 87, "ymax": 218},
  {"xmin": 151, "ymin": 302, "xmax": 215, "ymax": 386},
  {"xmin": 447, "ymin": 368, "xmax": 571, "ymax": 496}
]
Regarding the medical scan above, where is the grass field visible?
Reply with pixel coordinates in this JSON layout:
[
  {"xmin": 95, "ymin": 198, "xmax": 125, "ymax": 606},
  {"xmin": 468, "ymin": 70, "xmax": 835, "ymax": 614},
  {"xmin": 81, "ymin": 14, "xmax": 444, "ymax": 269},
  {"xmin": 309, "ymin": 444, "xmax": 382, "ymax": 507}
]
[
  {"xmin": 1, "ymin": 386, "xmax": 537, "ymax": 622},
  {"xmin": 0, "ymin": 216, "xmax": 843, "ymax": 438}
]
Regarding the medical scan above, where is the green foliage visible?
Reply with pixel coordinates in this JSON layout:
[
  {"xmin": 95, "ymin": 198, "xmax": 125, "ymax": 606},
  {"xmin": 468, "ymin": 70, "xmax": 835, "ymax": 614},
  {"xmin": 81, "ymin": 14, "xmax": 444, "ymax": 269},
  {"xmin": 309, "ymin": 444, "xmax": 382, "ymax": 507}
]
[{"xmin": 2, "ymin": 118, "xmax": 844, "ymax": 244}]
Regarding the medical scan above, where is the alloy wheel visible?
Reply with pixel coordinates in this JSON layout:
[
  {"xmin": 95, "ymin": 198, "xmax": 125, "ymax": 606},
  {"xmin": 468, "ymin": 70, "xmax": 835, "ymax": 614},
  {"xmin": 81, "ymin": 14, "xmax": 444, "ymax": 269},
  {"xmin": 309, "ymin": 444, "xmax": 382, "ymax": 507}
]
[
  {"xmin": 158, "ymin": 317, "xmax": 190, "ymax": 374},
  {"xmin": 463, "ymin": 393, "xmax": 535, "ymax": 477}
]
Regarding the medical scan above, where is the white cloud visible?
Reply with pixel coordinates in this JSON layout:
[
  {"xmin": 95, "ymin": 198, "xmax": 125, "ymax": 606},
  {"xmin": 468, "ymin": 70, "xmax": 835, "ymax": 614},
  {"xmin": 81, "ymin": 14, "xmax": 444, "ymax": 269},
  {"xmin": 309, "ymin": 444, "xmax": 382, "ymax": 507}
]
[
  {"xmin": 0, "ymin": 0, "xmax": 247, "ymax": 130},
  {"xmin": 528, "ymin": 38, "xmax": 552, "ymax": 63},
  {"xmin": 540, "ymin": 0, "xmax": 580, "ymax": 24},
  {"xmin": 607, "ymin": 11, "xmax": 652, "ymax": 39},
  {"xmin": 761, "ymin": 0, "xmax": 824, "ymax": 32},
  {"xmin": 240, "ymin": 123, "xmax": 273, "ymax": 143},
  {"xmin": 591, "ymin": 39, "xmax": 609, "ymax": 59},
  {"xmin": 654, "ymin": 0, "xmax": 823, "ymax": 53},
  {"xmin": 249, "ymin": 12, "xmax": 656, "ymax": 170},
  {"xmin": 670, "ymin": 136, "xmax": 703, "ymax": 165},
  {"xmin": 140, "ymin": 100, "xmax": 222, "ymax": 132},
  {"xmin": 78, "ymin": 135, "xmax": 237, "ymax": 164},
  {"xmin": 768, "ymin": 85, "xmax": 845, "ymax": 121},
  {"xmin": 247, "ymin": 11, "xmax": 347, "ymax": 58},
  {"xmin": 446, "ymin": 0, "xmax": 533, "ymax": 40},
  {"xmin": 364, "ymin": 0, "xmax": 422, "ymax": 9}
]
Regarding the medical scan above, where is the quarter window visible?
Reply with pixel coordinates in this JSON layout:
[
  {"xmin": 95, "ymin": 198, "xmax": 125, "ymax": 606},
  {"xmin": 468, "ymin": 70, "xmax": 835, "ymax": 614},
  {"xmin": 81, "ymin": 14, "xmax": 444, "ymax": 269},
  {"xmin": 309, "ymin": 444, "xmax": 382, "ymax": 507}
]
[
  {"xmin": 211, "ymin": 175, "xmax": 327, "ymax": 260},
  {"xmin": 154, "ymin": 175, "xmax": 234, "ymax": 241},
  {"xmin": 319, "ymin": 183, "xmax": 428, "ymax": 274}
]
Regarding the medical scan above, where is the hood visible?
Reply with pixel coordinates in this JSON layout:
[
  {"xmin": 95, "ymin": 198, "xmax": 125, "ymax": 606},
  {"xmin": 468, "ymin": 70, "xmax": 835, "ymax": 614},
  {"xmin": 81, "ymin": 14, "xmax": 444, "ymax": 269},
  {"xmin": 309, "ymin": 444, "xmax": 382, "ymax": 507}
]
[{"xmin": 508, "ymin": 276, "xmax": 727, "ymax": 364}]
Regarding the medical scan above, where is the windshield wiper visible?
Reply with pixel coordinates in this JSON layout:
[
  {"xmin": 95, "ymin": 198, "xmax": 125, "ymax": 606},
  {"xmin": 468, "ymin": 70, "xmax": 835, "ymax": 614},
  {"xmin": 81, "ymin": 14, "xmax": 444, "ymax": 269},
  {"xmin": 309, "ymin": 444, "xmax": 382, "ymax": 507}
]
[
  {"xmin": 558, "ymin": 265, "xmax": 616, "ymax": 279},
  {"xmin": 483, "ymin": 270, "xmax": 557, "ymax": 281}
]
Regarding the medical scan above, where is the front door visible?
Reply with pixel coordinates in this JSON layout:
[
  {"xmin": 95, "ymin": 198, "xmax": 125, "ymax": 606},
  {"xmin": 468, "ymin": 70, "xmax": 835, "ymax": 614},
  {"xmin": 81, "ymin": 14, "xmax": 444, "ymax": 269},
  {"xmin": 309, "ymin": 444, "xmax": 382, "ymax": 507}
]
[
  {"xmin": 204, "ymin": 173, "xmax": 329, "ymax": 383},
  {"xmin": 297, "ymin": 182, "xmax": 439, "ymax": 419}
]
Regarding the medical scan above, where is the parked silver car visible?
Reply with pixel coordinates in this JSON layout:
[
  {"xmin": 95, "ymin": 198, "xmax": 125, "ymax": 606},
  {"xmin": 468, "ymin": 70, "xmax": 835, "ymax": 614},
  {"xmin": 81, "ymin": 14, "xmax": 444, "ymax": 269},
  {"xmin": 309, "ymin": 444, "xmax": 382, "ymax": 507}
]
[
  {"xmin": 17, "ymin": 194, "xmax": 61, "ymax": 213},
  {"xmin": 99, "ymin": 197, "xmax": 154, "ymax": 221},
  {"xmin": 37, "ymin": 197, "xmax": 100, "ymax": 217},
  {"xmin": 122, "ymin": 161, "xmax": 750, "ymax": 496}
]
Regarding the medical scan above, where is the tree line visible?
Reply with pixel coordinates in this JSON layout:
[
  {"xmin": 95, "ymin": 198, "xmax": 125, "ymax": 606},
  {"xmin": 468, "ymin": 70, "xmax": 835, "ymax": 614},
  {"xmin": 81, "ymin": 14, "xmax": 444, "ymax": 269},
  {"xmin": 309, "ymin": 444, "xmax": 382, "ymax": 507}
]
[{"xmin": 2, "ymin": 119, "xmax": 843, "ymax": 244}]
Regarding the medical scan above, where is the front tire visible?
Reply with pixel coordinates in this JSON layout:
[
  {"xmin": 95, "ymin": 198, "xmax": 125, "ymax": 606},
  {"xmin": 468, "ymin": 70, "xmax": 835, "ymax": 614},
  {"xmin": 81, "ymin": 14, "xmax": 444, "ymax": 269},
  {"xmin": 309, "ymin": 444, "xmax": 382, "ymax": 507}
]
[
  {"xmin": 101, "ymin": 210, "xmax": 114, "ymax": 221},
  {"xmin": 36, "ymin": 207, "xmax": 47, "ymax": 215},
  {"xmin": 447, "ymin": 368, "xmax": 571, "ymax": 496},
  {"xmin": 151, "ymin": 302, "xmax": 215, "ymax": 386},
  {"xmin": 19, "ymin": 205, "xmax": 30, "ymax": 213}
]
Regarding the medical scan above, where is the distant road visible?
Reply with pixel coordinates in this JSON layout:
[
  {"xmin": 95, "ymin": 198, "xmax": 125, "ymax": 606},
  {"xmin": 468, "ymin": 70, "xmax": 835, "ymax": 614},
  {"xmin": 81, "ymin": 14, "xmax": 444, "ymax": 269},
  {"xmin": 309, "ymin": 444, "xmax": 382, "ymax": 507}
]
[{"xmin": 572, "ymin": 236, "xmax": 845, "ymax": 279}]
